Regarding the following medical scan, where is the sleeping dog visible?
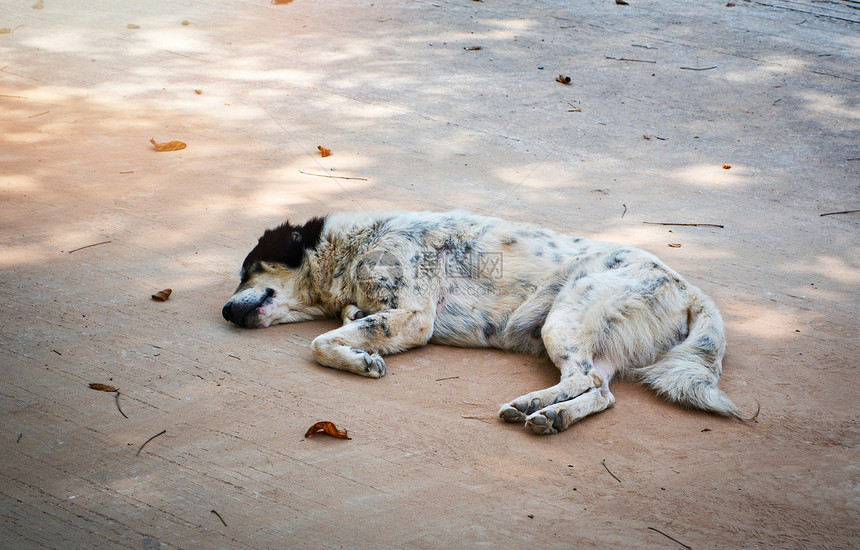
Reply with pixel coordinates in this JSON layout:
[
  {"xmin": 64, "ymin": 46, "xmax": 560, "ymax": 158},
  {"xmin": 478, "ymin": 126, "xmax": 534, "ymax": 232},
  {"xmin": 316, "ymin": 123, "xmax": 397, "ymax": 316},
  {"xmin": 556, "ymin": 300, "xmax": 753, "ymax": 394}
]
[{"xmin": 223, "ymin": 211, "xmax": 754, "ymax": 434}]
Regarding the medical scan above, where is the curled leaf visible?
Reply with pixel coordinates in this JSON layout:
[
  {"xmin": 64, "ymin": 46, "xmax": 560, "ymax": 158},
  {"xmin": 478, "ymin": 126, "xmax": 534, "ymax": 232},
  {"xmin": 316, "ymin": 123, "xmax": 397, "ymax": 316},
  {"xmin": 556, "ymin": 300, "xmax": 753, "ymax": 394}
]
[
  {"xmin": 668, "ymin": 243, "xmax": 682, "ymax": 248},
  {"xmin": 152, "ymin": 288, "xmax": 172, "ymax": 301},
  {"xmin": 722, "ymin": 164, "xmax": 731, "ymax": 170},
  {"xmin": 318, "ymin": 145, "xmax": 332, "ymax": 157},
  {"xmin": 464, "ymin": 45, "xmax": 483, "ymax": 51},
  {"xmin": 556, "ymin": 75, "xmax": 572, "ymax": 84},
  {"xmin": 304, "ymin": 421, "xmax": 351, "ymax": 440},
  {"xmin": 150, "ymin": 138, "xmax": 187, "ymax": 152},
  {"xmin": 194, "ymin": 89, "xmax": 202, "ymax": 95},
  {"xmin": 89, "ymin": 383, "xmax": 119, "ymax": 392}
]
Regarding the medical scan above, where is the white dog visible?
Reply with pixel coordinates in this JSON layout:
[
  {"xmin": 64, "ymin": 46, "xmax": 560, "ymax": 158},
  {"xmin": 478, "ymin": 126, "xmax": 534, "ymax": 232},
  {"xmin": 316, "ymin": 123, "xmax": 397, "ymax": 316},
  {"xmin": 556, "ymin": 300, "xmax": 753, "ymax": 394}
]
[{"xmin": 223, "ymin": 211, "xmax": 754, "ymax": 434}]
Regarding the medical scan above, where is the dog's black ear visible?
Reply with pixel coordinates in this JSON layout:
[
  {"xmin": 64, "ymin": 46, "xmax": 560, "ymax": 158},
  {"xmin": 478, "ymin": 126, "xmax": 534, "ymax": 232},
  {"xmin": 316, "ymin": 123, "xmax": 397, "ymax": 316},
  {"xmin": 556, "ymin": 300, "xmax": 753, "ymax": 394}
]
[{"xmin": 241, "ymin": 216, "xmax": 326, "ymax": 272}]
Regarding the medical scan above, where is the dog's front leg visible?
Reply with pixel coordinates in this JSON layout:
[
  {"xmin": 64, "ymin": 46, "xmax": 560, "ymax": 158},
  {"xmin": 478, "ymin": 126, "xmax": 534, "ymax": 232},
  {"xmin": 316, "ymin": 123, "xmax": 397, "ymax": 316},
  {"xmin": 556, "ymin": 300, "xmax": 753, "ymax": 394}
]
[{"xmin": 311, "ymin": 308, "xmax": 434, "ymax": 378}]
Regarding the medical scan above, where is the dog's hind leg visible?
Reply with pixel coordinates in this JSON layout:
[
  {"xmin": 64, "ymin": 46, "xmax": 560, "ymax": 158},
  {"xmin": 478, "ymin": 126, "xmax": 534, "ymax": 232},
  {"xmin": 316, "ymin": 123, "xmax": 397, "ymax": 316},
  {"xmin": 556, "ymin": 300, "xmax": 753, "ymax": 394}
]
[
  {"xmin": 500, "ymin": 273, "xmax": 635, "ymax": 434},
  {"xmin": 499, "ymin": 319, "xmax": 618, "ymax": 433},
  {"xmin": 311, "ymin": 308, "xmax": 434, "ymax": 378}
]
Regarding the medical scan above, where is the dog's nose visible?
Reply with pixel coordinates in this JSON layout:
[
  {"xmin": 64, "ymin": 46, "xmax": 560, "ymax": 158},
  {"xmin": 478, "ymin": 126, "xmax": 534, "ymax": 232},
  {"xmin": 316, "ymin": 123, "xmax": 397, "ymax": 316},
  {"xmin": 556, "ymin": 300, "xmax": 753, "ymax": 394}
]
[{"xmin": 222, "ymin": 301, "xmax": 237, "ymax": 324}]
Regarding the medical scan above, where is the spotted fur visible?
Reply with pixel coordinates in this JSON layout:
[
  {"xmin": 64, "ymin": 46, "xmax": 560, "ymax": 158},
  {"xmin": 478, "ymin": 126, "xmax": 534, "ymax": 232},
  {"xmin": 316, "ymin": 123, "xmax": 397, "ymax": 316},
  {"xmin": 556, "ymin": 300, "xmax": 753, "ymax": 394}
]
[{"xmin": 223, "ymin": 211, "xmax": 754, "ymax": 434}]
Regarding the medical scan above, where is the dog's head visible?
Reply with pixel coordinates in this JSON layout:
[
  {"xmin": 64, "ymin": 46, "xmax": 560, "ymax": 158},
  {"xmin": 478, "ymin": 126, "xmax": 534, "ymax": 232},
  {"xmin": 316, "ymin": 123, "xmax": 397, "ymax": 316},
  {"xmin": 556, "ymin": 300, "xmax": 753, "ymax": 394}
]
[{"xmin": 222, "ymin": 217, "xmax": 327, "ymax": 328}]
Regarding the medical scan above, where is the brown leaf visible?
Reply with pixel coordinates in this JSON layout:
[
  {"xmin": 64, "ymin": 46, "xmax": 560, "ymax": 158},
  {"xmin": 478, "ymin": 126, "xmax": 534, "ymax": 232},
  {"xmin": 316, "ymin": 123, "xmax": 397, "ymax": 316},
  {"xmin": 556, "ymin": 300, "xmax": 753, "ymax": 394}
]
[
  {"xmin": 127, "ymin": 24, "xmax": 140, "ymax": 30},
  {"xmin": 150, "ymin": 138, "xmax": 187, "ymax": 152},
  {"xmin": 318, "ymin": 145, "xmax": 332, "ymax": 157},
  {"xmin": 89, "ymin": 383, "xmax": 118, "ymax": 392},
  {"xmin": 0, "ymin": 28, "xmax": 12, "ymax": 34},
  {"xmin": 464, "ymin": 45, "xmax": 483, "ymax": 51},
  {"xmin": 668, "ymin": 243, "xmax": 682, "ymax": 248},
  {"xmin": 272, "ymin": 0, "xmax": 293, "ymax": 4},
  {"xmin": 194, "ymin": 89, "xmax": 202, "ymax": 95},
  {"xmin": 722, "ymin": 164, "xmax": 731, "ymax": 169},
  {"xmin": 556, "ymin": 75, "xmax": 572, "ymax": 84},
  {"xmin": 304, "ymin": 421, "xmax": 351, "ymax": 440},
  {"xmin": 181, "ymin": 20, "xmax": 190, "ymax": 26},
  {"xmin": 151, "ymin": 288, "xmax": 172, "ymax": 301}
]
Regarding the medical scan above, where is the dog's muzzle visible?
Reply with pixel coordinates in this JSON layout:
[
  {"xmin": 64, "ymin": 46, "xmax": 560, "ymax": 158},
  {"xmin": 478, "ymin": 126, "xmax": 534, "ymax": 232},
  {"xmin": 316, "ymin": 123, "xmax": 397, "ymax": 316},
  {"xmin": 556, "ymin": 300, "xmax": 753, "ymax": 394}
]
[{"xmin": 222, "ymin": 288, "xmax": 275, "ymax": 327}]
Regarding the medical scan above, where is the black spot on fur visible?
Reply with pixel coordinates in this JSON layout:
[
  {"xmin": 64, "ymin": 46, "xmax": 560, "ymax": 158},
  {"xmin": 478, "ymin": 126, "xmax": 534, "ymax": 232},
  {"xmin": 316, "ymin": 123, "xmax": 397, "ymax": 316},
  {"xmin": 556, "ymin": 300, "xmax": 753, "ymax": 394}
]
[
  {"xmin": 242, "ymin": 216, "xmax": 326, "ymax": 273},
  {"xmin": 359, "ymin": 315, "xmax": 391, "ymax": 338}
]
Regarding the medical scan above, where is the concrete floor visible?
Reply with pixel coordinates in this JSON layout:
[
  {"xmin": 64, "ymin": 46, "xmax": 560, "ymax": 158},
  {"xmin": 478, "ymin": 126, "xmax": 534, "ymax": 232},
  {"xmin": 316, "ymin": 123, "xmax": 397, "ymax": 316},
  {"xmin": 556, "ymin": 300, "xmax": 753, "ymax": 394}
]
[{"xmin": 1, "ymin": 0, "xmax": 858, "ymax": 548}]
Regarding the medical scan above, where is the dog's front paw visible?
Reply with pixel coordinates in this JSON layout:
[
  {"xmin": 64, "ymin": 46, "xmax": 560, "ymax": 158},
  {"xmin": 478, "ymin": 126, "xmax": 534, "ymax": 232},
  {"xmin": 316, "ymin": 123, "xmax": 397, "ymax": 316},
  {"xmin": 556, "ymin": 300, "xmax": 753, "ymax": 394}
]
[
  {"xmin": 341, "ymin": 305, "xmax": 367, "ymax": 325},
  {"xmin": 525, "ymin": 409, "xmax": 570, "ymax": 435},
  {"xmin": 353, "ymin": 349, "xmax": 386, "ymax": 378}
]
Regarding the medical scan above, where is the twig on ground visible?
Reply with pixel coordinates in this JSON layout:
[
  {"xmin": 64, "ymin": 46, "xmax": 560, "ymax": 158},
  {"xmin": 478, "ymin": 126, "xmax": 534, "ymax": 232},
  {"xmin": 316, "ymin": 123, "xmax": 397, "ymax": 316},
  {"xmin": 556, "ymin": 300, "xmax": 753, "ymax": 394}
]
[
  {"xmin": 68, "ymin": 240, "xmax": 111, "ymax": 254},
  {"xmin": 819, "ymin": 209, "xmax": 860, "ymax": 217},
  {"xmin": 115, "ymin": 392, "xmax": 128, "ymax": 418},
  {"xmin": 136, "ymin": 429, "xmax": 166, "ymax": 455},
  {"xmin": 27, "ymin": 110, "xmax": 49, "ymax": 118},
  {"xmin": 643, "ymin": 222, "xmax": 724, "ymax": 228},
  {"xmin": 211, "ymin": 510, "xmax": 228, "ymax": 526},
  {"xmin": 621, "ymin": 204, "xmax": 627, "ymax": 218},
  {"xmin": 602, "ymin": 459, "xmax": 621, "ymax": 482},
  {"xmin": 647, "ymin": 527, "xmax": 692, "ymax": 549},
  {"xmin": 680, "ymin": 66, "xmax": 717, "ymax": 71},
  {"xmin": 435, "ymin": 376, "xmax": 459, "ymax": 381},
  {"xmin": 298, "ymin": 171, "xmax": 368, "ymax": 181},
  {"xmin": 605, "ymin": 56, "xmax": 656, "ymax": 64}
]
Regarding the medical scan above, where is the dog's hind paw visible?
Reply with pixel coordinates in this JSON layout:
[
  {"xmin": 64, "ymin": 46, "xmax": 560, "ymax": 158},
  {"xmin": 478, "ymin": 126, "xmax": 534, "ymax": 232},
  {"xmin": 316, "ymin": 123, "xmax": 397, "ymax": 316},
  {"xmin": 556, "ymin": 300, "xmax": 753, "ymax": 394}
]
[
  {"xmin": 354, "ymin": 349, "xmax": 386, "ymax": 378},
  {"xmin": 525, "ymin": 409, "xmax": 570, "ymax": 435},
  {"xmin": 499, "ymin": 404, "xmax": 526, "ymax": 423}
]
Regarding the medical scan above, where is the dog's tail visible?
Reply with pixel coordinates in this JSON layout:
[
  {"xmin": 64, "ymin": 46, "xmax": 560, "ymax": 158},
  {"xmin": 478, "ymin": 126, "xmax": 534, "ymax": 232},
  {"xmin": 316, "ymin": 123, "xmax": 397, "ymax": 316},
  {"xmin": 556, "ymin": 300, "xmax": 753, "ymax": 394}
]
[{"xmin": 635, "ymin": 287, "xmax": 758, "ymax": 421}]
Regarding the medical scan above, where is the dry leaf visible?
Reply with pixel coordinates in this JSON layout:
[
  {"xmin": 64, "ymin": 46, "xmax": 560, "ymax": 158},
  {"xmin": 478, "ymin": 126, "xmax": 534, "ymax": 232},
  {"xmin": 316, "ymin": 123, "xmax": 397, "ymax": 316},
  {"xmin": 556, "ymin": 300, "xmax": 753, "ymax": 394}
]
[
  {"xmin": 272, "ymin": 0, "xmax": 293, "ymax": 4},
  {"xmin": 464, "ymin": 45, "xmax": 483, "ymax": 51},
  {"xmin": 89, "ymin": 383, "xmax": 118, "ymax": 392},
  {"xmin": 616, "ymin": 0, "xmax": 630, "ymax": 5},
  {"xmin": 150, "ymin": 138, "xmax": 187, "ymax": 152},
  {"xmin": 318, "ymin": 145, "xmax": 332, "ymax": 157},
  {"xmin": 181, "ymin": 20, "xmax": 190, "ymax": 26},
  {"xmin": 0, "ymin": 28, "xmax": 12, "ymax": 34},
  {"xmin": 722, "ymin": 164, "xmax": 731, "ymax": 169},
  {"xmin": 668, "ymin": 243, "xmax": 682, "ymax": 248},
  {"xmin": 556, "ymin": 75, "xmax": 572, "ymax": 84},
  {"xmin": 194, "ymin": 89, "xmax": 202, "ymax": 95},
  {"xmin": 304, "ymin": 421, "xmax": 351, "ymax": 440},
  {"xmin": 127, "ymin": 24, "xmax": 140, "ymax": 30},
  {"xmin": 151, "ymin": 288, "xmax": 172, "ymax": 301}
]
